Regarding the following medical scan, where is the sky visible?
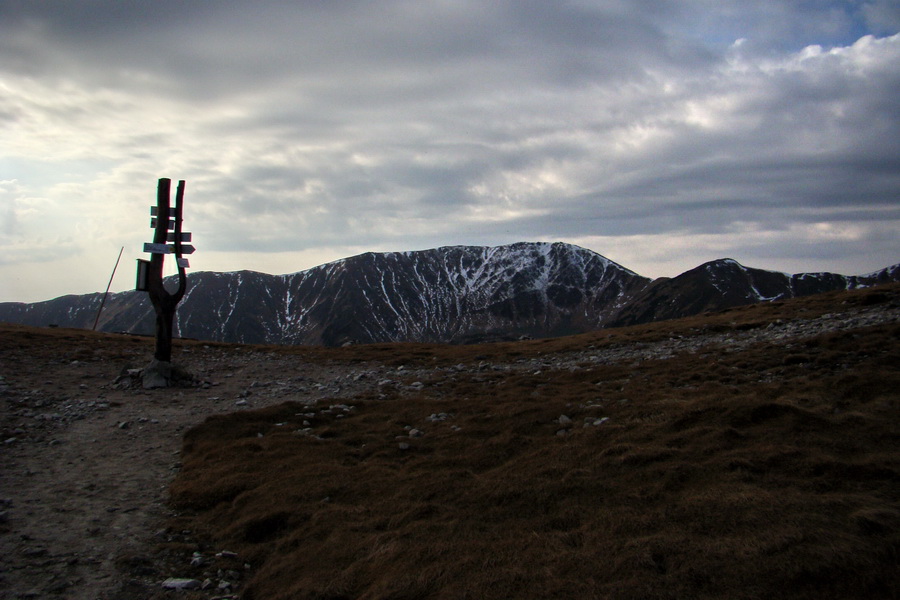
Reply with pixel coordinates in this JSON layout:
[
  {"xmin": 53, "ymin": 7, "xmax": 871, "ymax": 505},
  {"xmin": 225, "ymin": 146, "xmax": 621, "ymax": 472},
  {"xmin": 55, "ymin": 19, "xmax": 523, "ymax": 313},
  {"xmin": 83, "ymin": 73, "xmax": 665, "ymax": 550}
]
[{"xmin": 1, "ymin": 1, "xmax": 899, "ymax": 303}]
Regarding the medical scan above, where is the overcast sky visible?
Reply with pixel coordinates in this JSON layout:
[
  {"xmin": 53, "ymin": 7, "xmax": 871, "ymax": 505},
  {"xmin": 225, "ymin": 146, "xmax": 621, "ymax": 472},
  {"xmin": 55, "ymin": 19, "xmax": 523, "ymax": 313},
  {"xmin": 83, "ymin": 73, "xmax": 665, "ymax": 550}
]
[{"xmin": 2, "ymin": 1, "xmax": 899, "ymax": 303}]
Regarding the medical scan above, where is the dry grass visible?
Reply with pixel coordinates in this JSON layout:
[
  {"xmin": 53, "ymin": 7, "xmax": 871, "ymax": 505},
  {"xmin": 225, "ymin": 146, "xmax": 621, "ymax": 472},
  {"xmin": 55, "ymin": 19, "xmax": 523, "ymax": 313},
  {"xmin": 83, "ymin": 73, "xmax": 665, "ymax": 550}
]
[{"xmin": 152, "ymin": 286, "xmax": 900, "ymax": 598}]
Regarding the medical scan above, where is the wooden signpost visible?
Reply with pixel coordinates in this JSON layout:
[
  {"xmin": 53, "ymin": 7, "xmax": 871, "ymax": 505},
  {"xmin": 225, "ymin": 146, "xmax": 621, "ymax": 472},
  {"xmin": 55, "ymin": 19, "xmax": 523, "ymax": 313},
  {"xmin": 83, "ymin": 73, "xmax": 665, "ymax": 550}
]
[{"xmin": 138, "ymin": 178, "xmax": 194, "ymax": 386}]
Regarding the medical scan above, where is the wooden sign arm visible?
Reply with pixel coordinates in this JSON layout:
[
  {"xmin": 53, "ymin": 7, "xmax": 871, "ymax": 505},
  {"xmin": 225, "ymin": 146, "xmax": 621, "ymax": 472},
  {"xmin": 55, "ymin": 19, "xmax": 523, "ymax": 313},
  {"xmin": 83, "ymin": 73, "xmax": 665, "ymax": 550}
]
[
  {"xmin": 172, "ymin": 179, "xmax": 188, "ymax": 303},
  {"xmin": 147, "ymin": 178, "xmax": 171, "ymax": 300}
]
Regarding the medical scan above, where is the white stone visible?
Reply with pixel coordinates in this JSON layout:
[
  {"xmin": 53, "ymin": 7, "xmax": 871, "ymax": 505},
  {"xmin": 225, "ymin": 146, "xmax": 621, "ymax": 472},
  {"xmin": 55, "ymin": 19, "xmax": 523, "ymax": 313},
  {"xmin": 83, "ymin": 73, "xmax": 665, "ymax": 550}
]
[{"xmin": 161, "ymin": 578, "xmax": 202, "ymax": 590}]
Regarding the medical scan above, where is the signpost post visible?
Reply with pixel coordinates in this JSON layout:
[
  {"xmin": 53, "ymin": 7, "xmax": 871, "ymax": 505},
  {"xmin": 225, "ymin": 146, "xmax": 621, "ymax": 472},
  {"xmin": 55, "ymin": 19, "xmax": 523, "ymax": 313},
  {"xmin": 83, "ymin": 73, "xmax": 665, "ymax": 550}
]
[{"xmin": 138, "ymin": 178, "xmax": 195, "ymax": 387}]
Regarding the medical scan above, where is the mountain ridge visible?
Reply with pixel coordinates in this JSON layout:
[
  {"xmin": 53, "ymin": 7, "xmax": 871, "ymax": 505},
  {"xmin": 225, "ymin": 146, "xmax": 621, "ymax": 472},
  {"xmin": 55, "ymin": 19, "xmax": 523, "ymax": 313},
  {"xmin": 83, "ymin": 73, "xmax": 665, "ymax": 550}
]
[{"xmin": 1, "ymin": 242, "xmax": 897, "ymax": 345}]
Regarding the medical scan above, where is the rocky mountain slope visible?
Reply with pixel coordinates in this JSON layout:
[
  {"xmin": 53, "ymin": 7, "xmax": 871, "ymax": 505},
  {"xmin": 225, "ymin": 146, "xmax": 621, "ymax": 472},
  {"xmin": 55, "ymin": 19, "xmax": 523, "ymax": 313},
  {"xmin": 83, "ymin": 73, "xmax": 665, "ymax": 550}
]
[
  {"xmin": 608, "ymin": 257, "xmax": 900, "ymax": 327},
  {"xmin": 1, "ymin": 242, "xmax": 897, "ymax": 345}
]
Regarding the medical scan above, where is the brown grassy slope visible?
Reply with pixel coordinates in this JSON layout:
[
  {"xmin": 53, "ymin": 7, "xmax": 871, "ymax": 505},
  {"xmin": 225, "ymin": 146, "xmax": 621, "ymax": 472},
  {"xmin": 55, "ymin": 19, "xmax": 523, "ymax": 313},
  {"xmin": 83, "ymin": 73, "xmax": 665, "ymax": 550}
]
[{"xmin": 169, "ymin": 285, "xmax": 900, "ymax": 600}]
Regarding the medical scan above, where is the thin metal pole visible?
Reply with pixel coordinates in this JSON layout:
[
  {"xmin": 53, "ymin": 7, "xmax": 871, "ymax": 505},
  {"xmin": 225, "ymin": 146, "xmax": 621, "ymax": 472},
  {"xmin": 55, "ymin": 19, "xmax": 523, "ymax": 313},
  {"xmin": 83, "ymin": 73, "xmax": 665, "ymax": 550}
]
[{"xmin": 93, "ymin": 246, "xmax": 124, "ymax": 331}]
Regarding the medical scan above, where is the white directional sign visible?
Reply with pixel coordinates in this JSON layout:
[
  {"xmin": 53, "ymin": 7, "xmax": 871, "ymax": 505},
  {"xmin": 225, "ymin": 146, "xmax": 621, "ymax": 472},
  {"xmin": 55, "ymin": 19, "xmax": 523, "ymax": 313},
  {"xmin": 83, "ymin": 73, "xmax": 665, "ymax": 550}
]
[
  {"xmin": 168, "ymin": 244, "xmax": 195, "ymax": 255},
  {"xmin": 150, "ymin": 206, "xmax": 177, "ymax": 217},
  {"xmin": 143, "ymin": 242, "xmax": 171, "ymax": 254},
  {"xmin": 177, "ymin": 258, "xmax": 190, "ymax": 268},
  {"xmin": 167, "ymin": 232, "xmax": 192, "ymax": 242},
  {"xmin": 150, "ymin": 218, "xmax": 175, "ymax": 230}
]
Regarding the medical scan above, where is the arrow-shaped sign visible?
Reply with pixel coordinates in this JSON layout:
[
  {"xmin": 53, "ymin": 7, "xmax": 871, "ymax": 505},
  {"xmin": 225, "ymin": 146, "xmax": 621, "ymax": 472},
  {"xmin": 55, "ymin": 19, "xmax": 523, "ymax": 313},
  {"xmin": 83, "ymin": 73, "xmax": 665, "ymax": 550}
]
[
  {"xmin": 144, "ymin": 242, "xmax": 171, "ymax": 254},
  {"xmin": 167, "ymin": 232, "xmax": 192, "ymax": 242},
  {"xmin": 150, "ymin": 206, "xmax": 177, "ymax": 217},
  {"xmin": 150, "ymin": 218, "xmax": 175, "ymax": 230},
  {"xmin": 169, "ymin": 244, "xmax": 195, "ymax": 255}
]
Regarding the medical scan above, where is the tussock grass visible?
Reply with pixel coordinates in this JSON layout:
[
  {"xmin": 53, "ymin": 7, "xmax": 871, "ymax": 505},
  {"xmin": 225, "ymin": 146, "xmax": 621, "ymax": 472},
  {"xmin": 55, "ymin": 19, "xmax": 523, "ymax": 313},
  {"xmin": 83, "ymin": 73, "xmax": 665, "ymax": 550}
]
[{"xmin": 164, "ymin": 284, "xmax": 900, "ymax": 599}]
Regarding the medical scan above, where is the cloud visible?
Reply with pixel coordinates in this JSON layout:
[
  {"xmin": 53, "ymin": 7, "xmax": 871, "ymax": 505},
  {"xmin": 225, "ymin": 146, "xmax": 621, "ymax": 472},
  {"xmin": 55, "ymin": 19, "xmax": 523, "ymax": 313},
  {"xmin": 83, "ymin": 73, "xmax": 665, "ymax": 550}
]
[
  {"xmin": 0, "ymin": 2, "xmax": 898, "ymax": 302},
  {"xmin": 0, "ymin": 179, "xmax": 22, "ymax": 237},
  {"xmin": 861, "ymin": 0, "xmax": 900, "ymax": 34}
]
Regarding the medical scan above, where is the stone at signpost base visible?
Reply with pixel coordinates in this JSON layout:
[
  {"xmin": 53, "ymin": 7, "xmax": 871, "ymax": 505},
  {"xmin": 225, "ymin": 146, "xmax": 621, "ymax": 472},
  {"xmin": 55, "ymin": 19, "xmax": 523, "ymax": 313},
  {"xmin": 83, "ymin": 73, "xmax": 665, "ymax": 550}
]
[
  {"xmin": 141, "ymin": 360, "xmax": 193, "ymax": 389},
  {"xmin": 142, "ymin": 360, "xmax": 171, "ymax": 389}
]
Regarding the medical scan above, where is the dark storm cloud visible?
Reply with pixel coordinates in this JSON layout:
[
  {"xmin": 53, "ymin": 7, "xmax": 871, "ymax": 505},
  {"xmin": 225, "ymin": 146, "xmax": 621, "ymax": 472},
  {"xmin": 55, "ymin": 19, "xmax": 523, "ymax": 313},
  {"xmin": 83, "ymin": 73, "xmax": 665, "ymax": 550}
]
[{"xmin": 1, "ymin": 1, "xmax": 898, "ymax": 302}]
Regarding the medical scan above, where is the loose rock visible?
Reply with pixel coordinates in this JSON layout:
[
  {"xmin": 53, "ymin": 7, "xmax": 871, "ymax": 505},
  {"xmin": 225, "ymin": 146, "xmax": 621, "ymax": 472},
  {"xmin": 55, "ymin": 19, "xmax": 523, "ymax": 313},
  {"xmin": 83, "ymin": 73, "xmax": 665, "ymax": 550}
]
[{"xmin": 161, "ymin": 577, "xmax": 202, "ymax": 590}]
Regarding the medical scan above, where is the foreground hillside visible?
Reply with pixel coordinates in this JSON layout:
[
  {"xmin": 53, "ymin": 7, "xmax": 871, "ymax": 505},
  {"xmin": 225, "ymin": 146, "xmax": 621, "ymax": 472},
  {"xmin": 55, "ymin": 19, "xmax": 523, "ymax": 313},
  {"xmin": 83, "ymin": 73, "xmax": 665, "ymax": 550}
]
[
  {"xmin": 1, "ymin": 283, "xmax": 898, "ymax": 599},
  {"xmin": 170, "ymin": 285, "xmax": 899, "ymax": 600}
]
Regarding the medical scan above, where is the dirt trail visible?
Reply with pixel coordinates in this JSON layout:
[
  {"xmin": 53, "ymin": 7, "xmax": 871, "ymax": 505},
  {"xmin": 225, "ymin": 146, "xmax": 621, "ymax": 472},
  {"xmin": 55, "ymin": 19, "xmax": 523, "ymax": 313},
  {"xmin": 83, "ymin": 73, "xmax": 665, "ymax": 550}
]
[{"xmin": 0, "ymin": 343, "xmax": 372, "ymax": 600}]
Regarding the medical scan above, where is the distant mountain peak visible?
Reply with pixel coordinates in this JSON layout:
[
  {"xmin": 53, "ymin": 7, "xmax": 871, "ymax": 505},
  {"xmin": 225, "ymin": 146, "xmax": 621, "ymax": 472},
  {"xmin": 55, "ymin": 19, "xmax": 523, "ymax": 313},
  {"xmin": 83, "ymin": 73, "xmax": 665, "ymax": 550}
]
[{"xmin": 0, "ymin": 242, "xmax": 896, "ymax": 345}]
